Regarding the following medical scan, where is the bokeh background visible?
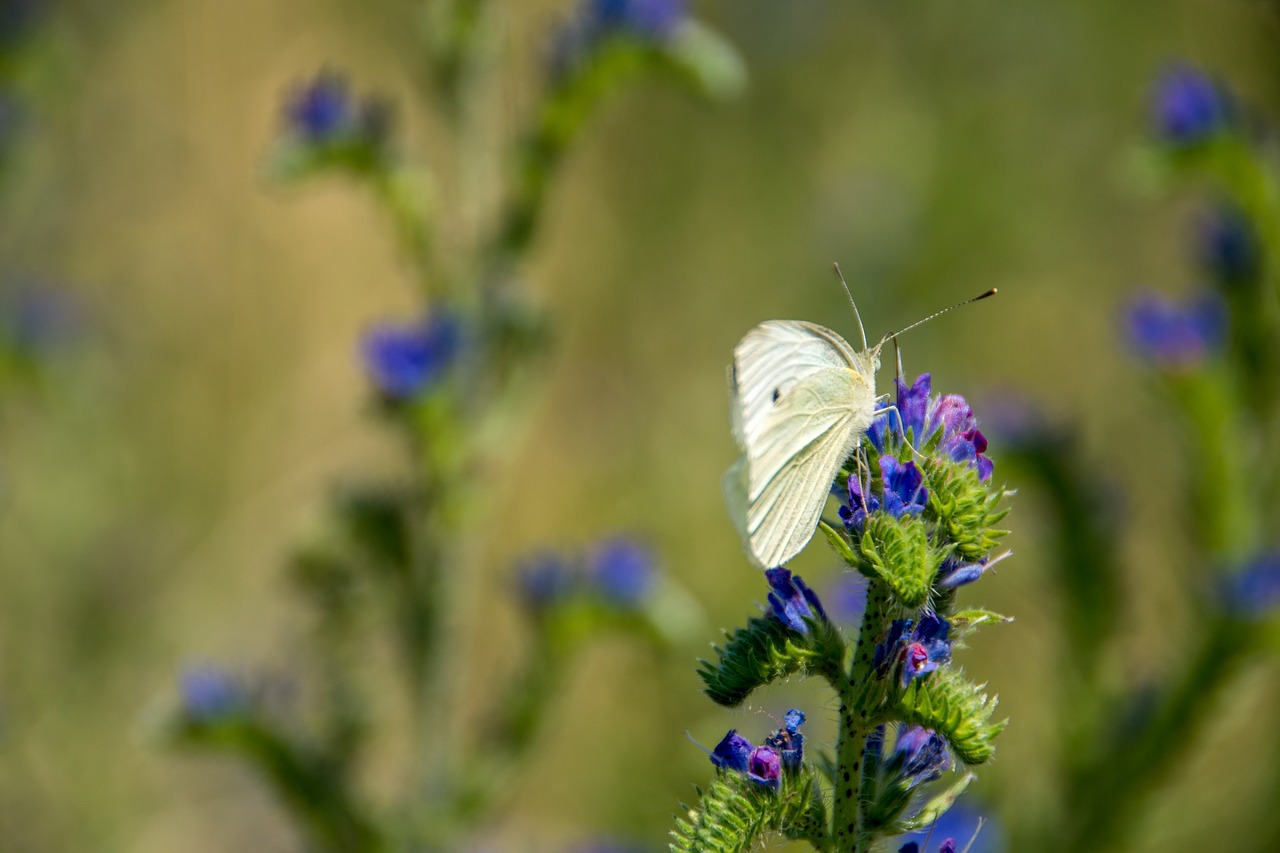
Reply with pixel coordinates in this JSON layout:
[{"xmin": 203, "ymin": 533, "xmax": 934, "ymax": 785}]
[{"xmin": 2, "ymin": 1, "xmax": 1280, "ymax": 851}]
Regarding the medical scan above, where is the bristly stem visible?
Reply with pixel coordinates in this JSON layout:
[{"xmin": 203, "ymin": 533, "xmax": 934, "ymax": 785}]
[{"xmin": 833, "ymin": 579, "xmax": 891, "ymax": 853}]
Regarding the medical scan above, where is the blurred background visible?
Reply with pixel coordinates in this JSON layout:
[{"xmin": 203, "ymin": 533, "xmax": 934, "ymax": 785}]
[{"xmin": 2, "ymin": 1, "xmax": 1279, "ymax": 851}]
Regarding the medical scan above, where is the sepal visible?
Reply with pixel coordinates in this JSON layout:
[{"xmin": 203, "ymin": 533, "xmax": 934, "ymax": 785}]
[
  {"xmin": 889, "ymin": 772, "xmax": 976, "ymax": 834},
  {"xmin": 893, "ymin": 669, "xmax": 1006, "ymax": 765},
  {"xmin": 927, "ymin": 462, "xmax": 1010, "ymax": 562},
  {"xmin": 697, "ymin": 614, "xmax": 845, "ymax": 707},
  {"xmin": 670, "ymin": 765, "xmax": 828, "ymax": 852},
  {"xmin": 857, "ymin": 514, "xmax": 944, "ymax": 609}
]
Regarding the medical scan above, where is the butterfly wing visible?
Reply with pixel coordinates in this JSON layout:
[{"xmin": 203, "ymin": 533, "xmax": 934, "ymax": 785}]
[{"xmin": 726, "ymin": 321, "xmax": 878, "ymax": 568}]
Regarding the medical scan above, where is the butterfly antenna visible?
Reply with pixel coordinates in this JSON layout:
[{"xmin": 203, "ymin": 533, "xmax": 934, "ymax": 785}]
[
  {"xmin": 833, "ymin": 262, "xmax": 869, "ymax": 350},
  {"xmin": 877, "ymin": 288, "xmax": 998, "ymax": 348}
]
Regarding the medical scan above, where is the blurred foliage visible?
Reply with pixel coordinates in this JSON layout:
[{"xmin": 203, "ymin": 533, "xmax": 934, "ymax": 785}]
[{"xmin": 1, "ymin": 1, "xmax": 1280, "ymax": 852}]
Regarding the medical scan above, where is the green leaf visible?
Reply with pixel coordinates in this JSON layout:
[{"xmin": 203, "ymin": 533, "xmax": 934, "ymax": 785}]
[
  {"xmin": 818, "ymin": 520, "xmax": 859, "ymax": 568},
  {"xmin": 894, "ymin": 669, "xmax": 1007, "ymax": 765},
  {"xmin": 858, "ymin": 514, "xmax": 945, "ymax": 609},
  {"xmin": 948, "ymin": 609, "xmax": 1014, "ymax": 636},
  {"xmin": 697, "ymin": 614, "xmax": 845, "ymax": 707}
]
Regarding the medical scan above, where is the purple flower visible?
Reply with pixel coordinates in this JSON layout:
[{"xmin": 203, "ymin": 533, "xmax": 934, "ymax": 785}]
[
  {"xmin": 764, "ymin": 567, "xmax": 829, "ymax": 634},
  {"xmin": 1124, "ymin": 290, "xmax": 1226, "ymax": 371},
  {"xmin": 285, "ymin": 71, "xmax": 354, "ymax": 142},
  {"xmin": 748, "ymin": 745, "xmax": 781, "ymax": 789},
  {"xmin": 710, "ymin": 730, "xmax": 752, "ymax": 772},
  {"xmin": 516, "ymin": 552, "xmax": 576, "ymax": 613},
  {"xmin": 709, "ymin": 731, "xmax": 780, "ymax": 789},
  {"xmin": 1198, "ymin": 205, "xmax": 1259, "ymax": 288},
  {"xmin": 1219, "ymin": 552, "xmax": 1280, "ymax": 618},
  {"xmin": 361, "ymin": 310, "xmax": 462, "ymax": 400},
  {"xmin": 840, "ymin": 456, "xmax": 927, "ymax": 530},
  {"xmin": 764, "ymin": 708, "xmax": 806, "ymax": 771},
  {"xmin": 877, "ymin": 615, "xmax": 952, "ymax": 687},
  {"xmin": 179, "ymin": 666, "xmax": 247, "ymax": 722},
  {"xmin": 869, "ymin": 374, "xmax": 994, "ymax": 481},
  {"xmin": 1151, "ymin": 63, "xmax": 1232, "ymax": 145},
  {"xmin": 588, "ymin": 537, "xmax": 654, "ymax": 607},
  {"xmin": 890, "ymin": 725, "xmax": 952, "ymax": 789}
]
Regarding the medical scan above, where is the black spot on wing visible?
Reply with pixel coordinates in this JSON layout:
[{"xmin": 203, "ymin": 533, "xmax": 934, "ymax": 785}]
[{"xmin": 771, "ymin": 388, "xmax": 781, "ymax": 403}]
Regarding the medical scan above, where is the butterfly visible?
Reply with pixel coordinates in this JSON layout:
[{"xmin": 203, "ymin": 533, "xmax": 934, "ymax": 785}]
[{"xmin": 724, "ymin": 269, "xmax": 994, "ymax": 569}]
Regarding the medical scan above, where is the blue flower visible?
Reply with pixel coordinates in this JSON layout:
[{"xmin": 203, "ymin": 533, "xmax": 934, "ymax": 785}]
[
  {"xmin": 516, "ymin": 552, "xmax": 577, "ymax": 613},
  {"xmin": 179, "ymin": 665, "xmax": 247, "ymax": 722},
  {"xmin": 285, "ymin": 71, "xmax": 354, "ymax": 142},
  {"xmin": 869, "ymin": 374, "xmax": 994, "ymax": 481},
  {"xmin": 588, "ymin": 537, "xmax": 654, "ymax": 607},
  {"xmin": 1124, "ymin": 290, "xmax": 1226, "ymax": 370},
  {"xmin": 710, "ymin": 730, "xmax": 752, "ymax": 772},
  {"xmin": 764, "ymin": 708, "xmax": 806, "ymax": 771},
  {"xmin": 361, "ymin": 310, "xmax": 462, "ymax": 400},
  {"xmin": 1219, "ymin": 551, "xmax": 1280, "ymax": 619},
  {"xmin": 1151, "ymin": 63, "xmax": 1233, "ymax": 145},
  {"xmin": 764, "ymin": 567, "xmax": 829, "ymax": 634},
  {"xmin": 840, "ymin": 456, "xmax": 927, "ymax": 531},
  {"xmin": 1198, "ymin": 205, "xmax": 1259, "ymax": 288},
  {"xmin": 937, "ymin": 551, "xmax": 1011, "ymax": 589},
  {"xmin": 888, "ymin": 725, "xmax": 952, "ymax": 789},
  {"xmin": 877, "ymin": 615, "xmax": 952, "ymax": 687}
]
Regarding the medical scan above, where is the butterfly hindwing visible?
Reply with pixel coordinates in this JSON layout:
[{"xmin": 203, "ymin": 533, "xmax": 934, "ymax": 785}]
[{"xmin": 727, "ymin": 321, "xmax": 878, "ymax": 568}]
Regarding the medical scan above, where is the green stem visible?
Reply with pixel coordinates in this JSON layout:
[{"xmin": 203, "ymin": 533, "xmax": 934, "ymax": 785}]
[
  {"xmin": 1065, "ymin": 617, "xmax": 1247, "ymax": 852},
  {"xmin": 833, "ymin": 579, "xmax": 891, "ymax": 853}
]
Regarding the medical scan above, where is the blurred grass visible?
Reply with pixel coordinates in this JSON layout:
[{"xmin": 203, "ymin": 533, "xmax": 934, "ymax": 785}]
[{"xmin": 2, "ymin": 1, "xmax": 1280, "ymax": 851}]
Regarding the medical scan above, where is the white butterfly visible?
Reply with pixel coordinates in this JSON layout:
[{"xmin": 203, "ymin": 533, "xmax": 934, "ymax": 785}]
[
  {"xmin": 724, "ymin": 276, "xmax": 995, "ymax": 569},
  {"xmin": 724, "ymin": 319, "xmax": 884, "ymax": 569}
]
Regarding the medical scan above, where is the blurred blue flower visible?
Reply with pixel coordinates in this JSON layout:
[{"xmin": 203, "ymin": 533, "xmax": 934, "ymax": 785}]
[
  {"xmin": 1151, "ymin": 62, "xmax": 1233, "ymax": 145},
  {"xmin": 1219, "ymin": 551, "xmax": 1280, "ymax": 618},
  {"xmin": 361, "ymin": 310, "xmax": 462, "ymax": 400},
  {"xmin": 895, "ymin": 801, "xmax": 1004, "ymax": 853},
  {"xmin": 516, "ymin": 552, "xmax": 577, "ymax": 613},
  {"xmin": 825, "ymin": 572, "xmax": 867, "ymax": 623},
  {"xmin": 1197, "ymin": 205, "xmax": 1259, "ymax": 288},
  {"xmin": 764, "ymin": 567, "xmax": 828, "ymax": 634},
  {"xmin": 285, "ymin": 71, "xmax": 354, "ymax": 142},
  {"xmin": 588, "ymin": 536, "xmax": 654, "ymax": 607},
  {"xmin": 1124, "ymin": 290, "xmax": 1226, "ymax": 370},
  {"xmin": 1, "ymin": 283, "xmax": 80, "ymax": 358},
  {"xmin": 179, "ymin": 665, "xmax": 247, "ymax": 722},
  {"xmin": 549, "ymin": 0, "xmax": 687, "ymax": 80}
]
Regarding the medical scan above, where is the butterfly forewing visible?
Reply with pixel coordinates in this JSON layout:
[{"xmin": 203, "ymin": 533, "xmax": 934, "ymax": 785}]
[{"xmin": 727, "ymin": 320, "xmax": 879, "ymax": 568}]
